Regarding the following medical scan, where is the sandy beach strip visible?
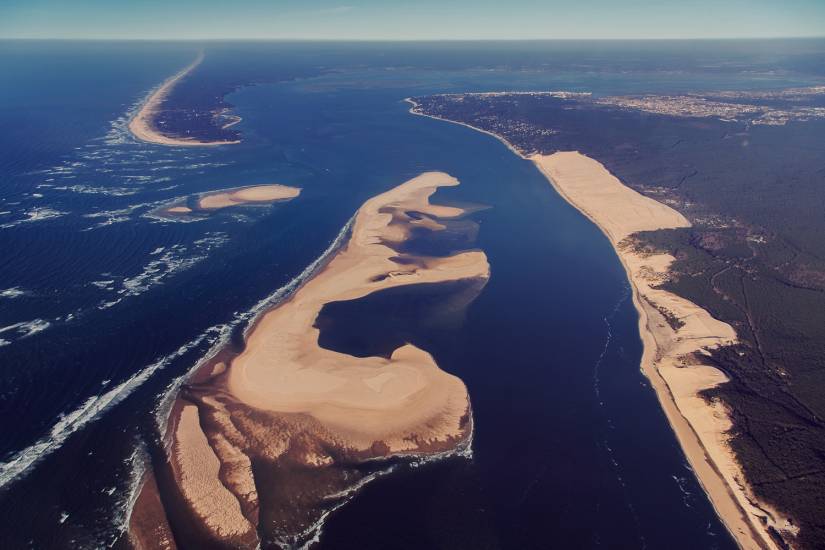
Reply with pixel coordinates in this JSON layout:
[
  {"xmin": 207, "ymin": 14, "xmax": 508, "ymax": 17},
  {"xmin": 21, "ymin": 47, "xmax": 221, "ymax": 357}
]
[
  {"xmin": 128, "ymin": 52, "xmax": 241, "ymax": 147},
  {"xmin": 533, "ymin": 151, "xmax": 792, "ymax": 550}
]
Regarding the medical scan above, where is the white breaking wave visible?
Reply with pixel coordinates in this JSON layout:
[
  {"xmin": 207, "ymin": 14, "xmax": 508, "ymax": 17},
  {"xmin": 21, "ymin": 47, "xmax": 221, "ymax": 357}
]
[
  {"xmin": 111, "ymin": 442, "xmax": 151, "ymax": 541},
  {"xmin": 0, "ymin": 319, "xmax": 51, "ymax": 341},
  {"xmin": 0, "ymin": 215, "xmax": 354, "ymax": 512},
  {"xmin": 0, "ymin": 287, "xmax": 27, "ymax": 299},
  {"xmin": 0, "ymin": 208, "xmax": 68, "ymax": 229},
  {"xmin": 94, "ymin": 232, "xmax": 228, "ymax": 308},
  {"xmin": 0, "ymin": 328, "xmax": 218, "ymax": 489},
  {"xmin": 53, "ymin": 184, "xmax": 140, "ymax": 197}
]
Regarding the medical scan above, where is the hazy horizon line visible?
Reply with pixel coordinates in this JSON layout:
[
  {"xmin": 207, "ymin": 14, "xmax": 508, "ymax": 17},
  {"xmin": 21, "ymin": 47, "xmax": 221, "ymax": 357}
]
[{"xmin": 2, "ymin": 35, "xmax": 824, "ymax": 42}]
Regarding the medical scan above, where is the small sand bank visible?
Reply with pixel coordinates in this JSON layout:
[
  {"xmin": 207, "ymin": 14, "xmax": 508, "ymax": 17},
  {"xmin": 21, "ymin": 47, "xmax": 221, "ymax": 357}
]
[
  {"xmin": 159, "ymin": 184, "xmax": 301, "ymax": 217},
  {"xmin": 533, "ymin": 151, "xmax": 792, "ymax": 550},
  {"xmin": 198, "ymin": 184, "xmax": 301, "ymax": 210},
  {"xmin": 128, "ymin": 53, "xmax": 241, "ymax": 147}
]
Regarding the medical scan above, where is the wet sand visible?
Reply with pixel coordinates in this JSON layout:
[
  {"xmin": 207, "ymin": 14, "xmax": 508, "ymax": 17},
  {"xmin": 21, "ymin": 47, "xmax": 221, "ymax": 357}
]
[
  {"xmin": 165, "ymin": 206, "xmax": 192, "ymax": 214},
  {"xmin": 128, "ymin": 53, "xmax": 241, "ymax": 147},
  {"xmin": 129, "ymin": 172, "xmax": 489, "ymax": 546},
  {"xmin": 533, "ymin": 151, "xmax": 792, "ymax": 550},
  {"xmin": 227, "ymin": 172, "xmax": 485, "ymax": 450}
]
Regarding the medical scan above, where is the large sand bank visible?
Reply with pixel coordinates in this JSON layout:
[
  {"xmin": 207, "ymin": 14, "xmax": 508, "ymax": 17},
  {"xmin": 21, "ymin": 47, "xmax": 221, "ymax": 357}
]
[
  {"xmin": 533, "ymin": 151, "xmax": 792, "ymax": 550},
  {"xmin": 130, "ymin": 172, "xmax": 489, "ymax": 546},
  {"xmin": 227, "ymin": 172, "xmax": 486, "ymax": 450},
  {"xmin": 128, "ymin": 52, "xmax": 240, "ymax": 147}
]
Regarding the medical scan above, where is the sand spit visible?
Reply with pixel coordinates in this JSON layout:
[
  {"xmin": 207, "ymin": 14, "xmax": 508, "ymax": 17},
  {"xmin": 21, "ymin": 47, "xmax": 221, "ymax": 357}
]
[
  {"xmin": 129, "ymin": 172, "xmax": 489, "ymax": 548},
  {"xmin": 128, "ymin": 52, "xmax": 240, "ymax": 147},
  {"xmin": 533, "ymin": 151, "xmax": 793, "ymax": 550}
]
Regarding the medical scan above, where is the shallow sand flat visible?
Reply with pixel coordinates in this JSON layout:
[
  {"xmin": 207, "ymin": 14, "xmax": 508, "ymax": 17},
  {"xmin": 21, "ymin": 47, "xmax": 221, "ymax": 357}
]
[
  {"xmin": 128, "ymin": 53, "xmax": 241, "ymax": 147},
  {"xmin": 198, "ymin": 184, "xmax": 301, "ymax": 210},
  {"xmin": 227, "ymin": 172, "xmax": 488, "ymax": 451},
  {"xmin": 533, "ymin": 151, "xmax": 792, "ymax": 550}
]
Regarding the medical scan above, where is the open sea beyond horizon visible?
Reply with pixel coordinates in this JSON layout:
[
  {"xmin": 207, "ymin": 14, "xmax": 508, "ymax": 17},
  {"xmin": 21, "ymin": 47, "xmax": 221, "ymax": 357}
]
[{"xmin": 2, "ymin": 39, "xmax": 824, "ymax": 549}]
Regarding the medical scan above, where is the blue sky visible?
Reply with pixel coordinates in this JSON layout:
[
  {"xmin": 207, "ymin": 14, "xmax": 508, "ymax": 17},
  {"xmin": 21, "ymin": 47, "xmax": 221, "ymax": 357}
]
[{"xmin": 1, "ymin": 0, "xmax": 823, "ymax": 40}]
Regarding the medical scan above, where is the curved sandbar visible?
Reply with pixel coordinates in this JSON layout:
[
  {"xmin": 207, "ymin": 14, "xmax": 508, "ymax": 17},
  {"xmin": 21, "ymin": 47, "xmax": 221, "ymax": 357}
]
[
  {"xmin": 129, "ymin": 52, "xmax": 240, "ymax": 147},
  {"xmin": 533, "ymin": 151, "xmax": 793, "ymax": 550},
  {"xmin": 227, "ymin": 172, "xmax": 482, "ymax": 450},
  {"xmin": 130, "ymin": 172, "xmax": 489, "ymax": 547}
]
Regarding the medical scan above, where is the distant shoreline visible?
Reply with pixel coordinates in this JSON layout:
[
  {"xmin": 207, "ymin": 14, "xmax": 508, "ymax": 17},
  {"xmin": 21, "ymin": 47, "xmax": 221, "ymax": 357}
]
[
  {"xmin": 407, "ymin": 99, "xmax": 792, "ymax": 550},
  {"xmin": 128, "ymin": 52, "xmax": 241, "ymax": 147}
]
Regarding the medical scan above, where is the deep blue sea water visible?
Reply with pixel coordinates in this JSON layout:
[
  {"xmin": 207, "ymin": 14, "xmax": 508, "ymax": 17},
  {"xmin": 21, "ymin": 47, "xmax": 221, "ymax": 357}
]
[{"xmin": 1, "ymin": 39, "xmax": 824, "ymax": 549}]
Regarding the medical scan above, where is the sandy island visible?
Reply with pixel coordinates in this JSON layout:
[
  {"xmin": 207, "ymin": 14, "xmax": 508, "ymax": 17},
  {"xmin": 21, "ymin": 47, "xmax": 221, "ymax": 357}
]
[
  {"xmin": 128, "ymin": 52, "xmax": 241, "ymax": 147},
  {"xmin": 160, "ymin": 184, "xmax": 301, "ymax": 217},
  {"xmin": 533, "ymin": 151, "xmax": 794, "ymax": 550},
  {"xmin": 198, "ymin": 184, "xmax": 301, "ymax": 210},
  {"xmin": 129, "ymin": 172, "xmax": 489, "ymax": 547}
]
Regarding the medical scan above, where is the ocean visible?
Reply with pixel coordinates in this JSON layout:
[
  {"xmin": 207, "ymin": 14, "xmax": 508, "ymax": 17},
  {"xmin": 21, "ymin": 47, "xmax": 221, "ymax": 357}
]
[{"xmin": 2, "ymin": 39, "xmax": 823, "ymax": 548}]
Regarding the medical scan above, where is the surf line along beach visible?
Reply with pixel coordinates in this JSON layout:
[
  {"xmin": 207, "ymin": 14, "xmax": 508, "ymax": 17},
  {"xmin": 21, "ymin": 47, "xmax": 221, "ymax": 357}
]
[
  {"xmin": 128, "ymin": 52, "xmax": 241, "ymax": 147},
  {"xmin": 128, "ymin": 172, "xmax": 490, "ymax": 547},
  {"xmin": 406, "ymin": 96, "xmax": 793, "ymax": 550}
]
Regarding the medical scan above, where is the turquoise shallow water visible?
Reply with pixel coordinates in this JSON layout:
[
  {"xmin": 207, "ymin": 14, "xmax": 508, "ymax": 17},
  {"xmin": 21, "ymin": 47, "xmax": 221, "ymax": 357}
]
[{"xmin": 2, "ymin": 40, "xmax": 824, "ymax": 548}]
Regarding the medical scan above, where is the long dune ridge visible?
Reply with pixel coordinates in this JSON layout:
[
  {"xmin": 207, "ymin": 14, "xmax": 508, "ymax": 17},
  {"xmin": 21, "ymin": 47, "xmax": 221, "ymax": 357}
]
[{"xmin": 128, "ymin": 172, "xmax": 489, "ymax": 548}]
